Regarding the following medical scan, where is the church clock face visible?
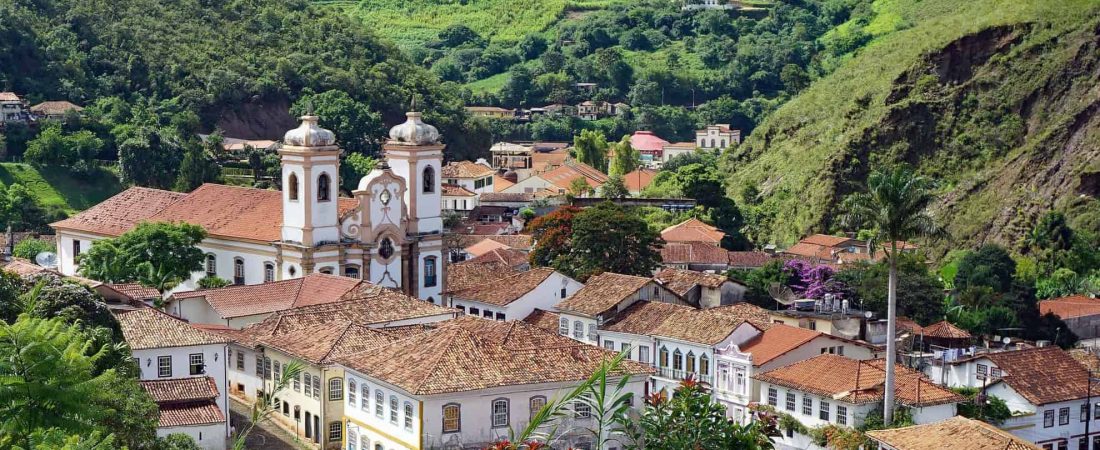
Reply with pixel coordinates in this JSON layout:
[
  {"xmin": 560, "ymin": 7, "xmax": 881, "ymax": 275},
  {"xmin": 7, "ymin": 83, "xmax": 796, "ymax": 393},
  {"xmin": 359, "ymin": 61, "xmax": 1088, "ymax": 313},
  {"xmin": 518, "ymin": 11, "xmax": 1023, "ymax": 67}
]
[{"xmin": 379, "ymin": 189, "xmax": 392, "ymax": 205}]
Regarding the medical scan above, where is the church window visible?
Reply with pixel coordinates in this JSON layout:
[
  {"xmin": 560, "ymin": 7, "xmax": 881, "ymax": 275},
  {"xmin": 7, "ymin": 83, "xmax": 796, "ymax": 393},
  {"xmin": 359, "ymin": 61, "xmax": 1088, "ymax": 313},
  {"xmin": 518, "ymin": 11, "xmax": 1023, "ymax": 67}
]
[
  {"xmin": 344, "ymin": 265, "xmax": 360, "ymax": 279},
  {"xmin": 317, "ymin": 173, "xmax": 331, "ymax": 202},
  {"xmin": 264, "ymin": 263, "xmax": 275, "ymax": 283},
  {"xmin": 233, "ymin": 258, "xmax": 245, "ymax": 285},
  {"xmin": 205, "ymin": 254, "xmax": 217, "ymax": 276},
  {"xmin": 424, "ymin": 257, "xmax": 437, "ymax": 287},
  {"xmin": 423, "ymin": 166, "xmax": 435, "ymax": 193},
  {"xmin": 288, "ymin": 265, "xmax": 297, "ymax": 276},
  {"xmin": 288, "ymin": 173, "xmax": 299, "ymax": 201},
  {"xmin": 378, "ymin": 238, "xmax": 395, "ymax": 260}
]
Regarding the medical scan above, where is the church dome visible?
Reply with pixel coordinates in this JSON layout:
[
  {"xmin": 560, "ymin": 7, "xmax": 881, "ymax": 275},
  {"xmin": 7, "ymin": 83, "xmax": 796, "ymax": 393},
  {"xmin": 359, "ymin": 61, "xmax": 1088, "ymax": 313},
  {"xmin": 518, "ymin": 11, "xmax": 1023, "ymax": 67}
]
[
  {"xmin": 388, "ymin": 111, "xmax": 440, "ymax": 146},
  {"xmin": 284, "ymin": 115, "xmax": 336, "ymax": 147}
]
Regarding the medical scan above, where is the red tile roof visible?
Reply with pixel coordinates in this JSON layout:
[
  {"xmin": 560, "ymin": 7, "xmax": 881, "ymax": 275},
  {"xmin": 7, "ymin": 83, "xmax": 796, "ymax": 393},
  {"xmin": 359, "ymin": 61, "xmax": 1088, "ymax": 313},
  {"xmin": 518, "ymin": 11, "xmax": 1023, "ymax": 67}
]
[
  {"xmin": 556, "ymin": 272, "xmax": 655, "ymax": 317},
  {"xmin": 442, "ymin": 184, "xmax": 477, "ymax": 197},
  {"xmin": 661, "ymin": 242, "xmax": 731, "ymax": 265},
  {"xmin": 30, "ymin": 101, "xmax": 83, "ymax": 115},
  {"xmin": 115, "ymin": 308, "xmax": 228, "ymax": 350},
  {"xmin": 654, "ymin": 268, "xmax": 728, "ymax": 297},
  {"xmin": 755, "ymin": 354, "xmax": 962, "ymax": 407},
  {"xmin": 630, "ymin": 131, "xmax": 670, "ymax": 152},
  {"xmin": 104, "ymin": 283, "xmax": 161, "ymax": 301},
  {"xmin": 455, "ymin": 234, "xmax": 533, "ymax": 250},
  {"xmin": 445, "ymin": 260, "xmax": 519, "ymax": 293},
  {"xmin": 466, "ymin": 247, "xmax": 529, "ymax": 268},
  {"xmin": 140, "ymin": 377, "xmax": 219, "ymax": 403},
  {"xmin": 622, "ymin": 168, "xmax": 657, "ymax": 192},
  {"xmin": 259, "ymin": 320, "xmax": 401, "ymax": 364},
  {"xmin": 660, "ymin": 218, "xmax": 724, "ymax": 245},
  {"xmin": 449, "ymin": 267, "xmax": 558, "ymax": 306},
  {"xmin": 983, "ymin": 347, "xmax": 1100, "ymax": 405},
  {"xmin": 523, "ymin": 308, "xmax": 561, "ymax": 332},
  {"xmin": 171, "ymin": 273, "xmax": 364, "ymax": 319},
  {"xmin": 602, "ymin": 300, "xmax": 696, "ymax": 335},
  {"xmin": 866, "ymin": 416, "xmax": 1041, "ymax": 450},
  {"xmin": 540, "ymin": 162, "xmax": 608, "ymax": 190},
  {"xmin": 464, "ymin": 238, "xmax": 511, "ymax": 257},
  {"xmin": 921, "ymin": 320, "xmax": 971, "ymax": 339},
  {"xmin": 441, "ymin": 161, "xmax": 494, "ymax": 178},
  {"xmin": 740, "ymin": 324, "xmax": 823, "ymax": 366},
  {"xmin": 157, "ymin": 402, "xmax": 226, "ymax": 427},
  {"xmin": 1040, "ymin": 295, "xmax": 1100, "ymax": 319},
  {"xmin": 726, "ymin": 251, "xmax": 777, "ymax": 268},
  {"xmin": 52, "ymin": 184, "xmax": 358, "ymax": 242},
  {"xmin": 335, "ymin": 317, "xmax": 653, "ymax": 395},
  {"xmin": 0, "ymin": 92, "xmax": 21, "ymax": 102}
]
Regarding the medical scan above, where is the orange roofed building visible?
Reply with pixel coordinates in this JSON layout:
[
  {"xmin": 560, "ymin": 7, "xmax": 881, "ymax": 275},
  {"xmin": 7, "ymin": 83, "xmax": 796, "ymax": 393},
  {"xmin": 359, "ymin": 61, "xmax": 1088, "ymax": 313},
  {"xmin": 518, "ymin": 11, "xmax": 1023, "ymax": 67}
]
[
  {"xmin": 661, "ymin": 218, "xmax": 725, "ymax": 246},
  {"xmin": 1040, "ymin": 295, "xmax": 1100, "ymax": 339},
  {"xmin": 53, "ymin": 109, "xmax": 451, "ymax": 304}
]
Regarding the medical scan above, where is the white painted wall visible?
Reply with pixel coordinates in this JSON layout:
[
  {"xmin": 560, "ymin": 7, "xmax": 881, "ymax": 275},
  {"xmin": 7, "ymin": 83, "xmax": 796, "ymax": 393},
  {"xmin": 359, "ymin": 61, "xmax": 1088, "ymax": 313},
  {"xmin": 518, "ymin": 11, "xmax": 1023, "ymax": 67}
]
[
  {"xmin": 55, "ymin": 231, "xmax": 97, "ymax": 275},
  {"xmin": 452, "ymin": 272, "xmax": 582, "ymax": 322},
  {"xmin": 133, "ymin": 343, "xmax": 229, "ymax": 432},
  {"xmin": 157, "ymin": 423, "xmax": 226, "ymax": 450}
]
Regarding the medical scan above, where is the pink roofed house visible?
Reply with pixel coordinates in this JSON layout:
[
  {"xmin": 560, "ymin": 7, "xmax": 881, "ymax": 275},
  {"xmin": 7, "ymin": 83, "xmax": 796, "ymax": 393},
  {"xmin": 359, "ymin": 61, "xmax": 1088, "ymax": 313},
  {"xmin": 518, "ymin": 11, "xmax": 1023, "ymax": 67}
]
[{"xmin": 630, "ymin": 131, "xmax": 670, "ymax": 166}]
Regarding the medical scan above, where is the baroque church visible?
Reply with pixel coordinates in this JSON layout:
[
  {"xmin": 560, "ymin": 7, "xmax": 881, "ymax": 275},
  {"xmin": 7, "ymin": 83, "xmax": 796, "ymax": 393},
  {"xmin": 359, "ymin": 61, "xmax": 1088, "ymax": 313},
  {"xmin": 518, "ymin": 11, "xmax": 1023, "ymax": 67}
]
[{"xmin": 51, "ymin": 110, "xmax": 446, "ymax": 302}]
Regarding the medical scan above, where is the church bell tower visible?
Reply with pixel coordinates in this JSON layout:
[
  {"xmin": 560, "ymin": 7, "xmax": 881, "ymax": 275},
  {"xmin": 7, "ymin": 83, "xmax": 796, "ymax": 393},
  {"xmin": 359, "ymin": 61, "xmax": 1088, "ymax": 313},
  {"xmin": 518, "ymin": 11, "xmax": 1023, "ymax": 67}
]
[{"xmin": 279, "ymin": 115, "xmax": 341, "ymax": 248}]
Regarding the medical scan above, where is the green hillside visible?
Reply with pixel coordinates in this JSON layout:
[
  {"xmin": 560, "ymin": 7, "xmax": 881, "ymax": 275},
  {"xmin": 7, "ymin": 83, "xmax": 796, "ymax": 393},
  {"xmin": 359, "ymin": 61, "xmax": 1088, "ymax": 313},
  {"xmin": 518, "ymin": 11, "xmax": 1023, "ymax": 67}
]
[
  {"xmin": 335, "ymin": 0, "xmax": 627, "ymax": 47},
  {"xmin": 0, "ymin": 164, "xmax": 122, "ymax": 213},
  {"xmin": 727, "ymin": 0, "xmax": 1100, "ymax": 251}
]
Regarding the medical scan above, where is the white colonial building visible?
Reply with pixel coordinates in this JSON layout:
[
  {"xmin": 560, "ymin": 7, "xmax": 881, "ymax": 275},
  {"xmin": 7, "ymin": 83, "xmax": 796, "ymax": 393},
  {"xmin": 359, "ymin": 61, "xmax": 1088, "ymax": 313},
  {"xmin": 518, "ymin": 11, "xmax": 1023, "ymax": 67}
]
[
  {"xmin": 51, "ymin": 110, "xmax": 447, "ymax": 302},
  {"xmin": 445, "ymin": 267, "xmax": 583, "ymax": 321},
  {"xmin": 336, "ymin": 317, "xmax": 653, "ymax": 450},
  {"xmin": 554, "ymin": 272, "xmax": 685, "ymax": 345},
  {"xmin": 755, "ymin": 354, "xmax": 961, "ymax": 450},
  {"xmin": 116, "ymin": 308, "xmax": 231, "ymax": 450},
  {"xmin": 695, "ymin": 124, "xmax": 740, "ymax": 149}
]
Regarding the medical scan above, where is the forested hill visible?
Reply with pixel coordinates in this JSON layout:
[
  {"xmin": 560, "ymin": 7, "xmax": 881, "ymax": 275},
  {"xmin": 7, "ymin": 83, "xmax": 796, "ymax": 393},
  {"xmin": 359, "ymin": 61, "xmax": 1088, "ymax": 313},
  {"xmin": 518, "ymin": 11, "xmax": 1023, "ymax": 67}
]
[
  {"xmin": 727, "ymin": 0, "xmax": 1100, "ymax": 253},
  {"xmin": 0, "ymin": 0, "xmax": 466, "ymax": 141}
]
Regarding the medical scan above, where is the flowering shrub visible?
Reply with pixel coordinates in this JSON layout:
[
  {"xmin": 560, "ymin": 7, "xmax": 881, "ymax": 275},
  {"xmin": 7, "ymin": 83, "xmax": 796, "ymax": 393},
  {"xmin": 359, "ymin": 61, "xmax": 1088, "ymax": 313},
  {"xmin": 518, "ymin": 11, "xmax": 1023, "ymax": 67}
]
[{"xmin": 784, "ymin": 260, "xmax": 849, "ymax": 300}]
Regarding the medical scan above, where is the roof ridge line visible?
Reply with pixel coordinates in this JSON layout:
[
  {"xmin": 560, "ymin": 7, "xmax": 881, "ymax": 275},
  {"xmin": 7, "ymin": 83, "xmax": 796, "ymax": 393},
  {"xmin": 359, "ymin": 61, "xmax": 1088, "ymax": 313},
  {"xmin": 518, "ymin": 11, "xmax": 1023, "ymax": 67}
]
[{"xmin": 319, "ymin": 321, "xmax": 357, "ymax": 363}]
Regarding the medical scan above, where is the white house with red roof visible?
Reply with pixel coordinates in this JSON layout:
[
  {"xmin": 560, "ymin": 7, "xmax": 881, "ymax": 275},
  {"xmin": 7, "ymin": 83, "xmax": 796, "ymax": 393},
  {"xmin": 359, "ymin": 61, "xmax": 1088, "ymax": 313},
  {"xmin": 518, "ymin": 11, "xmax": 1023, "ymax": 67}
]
[
  {"xmin": 445, "ymin": 267, "xmax": 583, "ymax": 321},
  {"xmin": 116, "ymin": 308, "xmax": 231, "ymax": 449},
  {"xmin": 695, "ymin": 124, "xmax": 741, "ymax": 150},
  {"xmin": 52, "ymin": 109, "xmax": 448, "ymax": 303}
]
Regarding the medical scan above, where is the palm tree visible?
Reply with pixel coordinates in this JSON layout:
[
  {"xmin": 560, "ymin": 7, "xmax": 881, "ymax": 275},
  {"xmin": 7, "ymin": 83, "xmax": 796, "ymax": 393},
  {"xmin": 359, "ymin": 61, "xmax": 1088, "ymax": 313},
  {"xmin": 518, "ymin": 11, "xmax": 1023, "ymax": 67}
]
[{"xmin": 843, "ymin": 165, "xmax": 942, "ymax": 425}]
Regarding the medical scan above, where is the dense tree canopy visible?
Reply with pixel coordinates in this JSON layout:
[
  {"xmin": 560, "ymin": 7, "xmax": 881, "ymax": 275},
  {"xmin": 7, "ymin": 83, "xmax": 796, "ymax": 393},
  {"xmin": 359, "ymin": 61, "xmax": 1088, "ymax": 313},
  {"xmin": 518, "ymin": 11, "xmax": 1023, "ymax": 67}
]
[{"xmin": 78, "ymin": 222, "xmax": 207, "ymax": 291}]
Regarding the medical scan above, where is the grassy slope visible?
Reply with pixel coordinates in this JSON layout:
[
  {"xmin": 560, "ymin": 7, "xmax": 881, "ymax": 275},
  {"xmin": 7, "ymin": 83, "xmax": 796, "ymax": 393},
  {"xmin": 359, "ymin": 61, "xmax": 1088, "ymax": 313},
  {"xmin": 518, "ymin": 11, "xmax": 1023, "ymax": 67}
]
[
  {"xmin": 335, "ymin": 0, "xmax": 628, "ymax": 47},
  {"xmin": 727, "ymin": 0, "xmax": 1100, "ymax": 248},
  {"xmin": 0, "ymin": 164, "xmax": 122, "ymax": 213}
]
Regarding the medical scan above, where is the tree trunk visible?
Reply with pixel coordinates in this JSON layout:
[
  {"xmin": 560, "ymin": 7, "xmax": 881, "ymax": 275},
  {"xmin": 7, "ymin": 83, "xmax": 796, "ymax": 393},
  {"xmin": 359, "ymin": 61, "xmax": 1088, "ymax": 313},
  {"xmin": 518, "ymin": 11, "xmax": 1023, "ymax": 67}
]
[{"xmin": 884, "ymin": 242, "xmax": 898, "ymax": 425}]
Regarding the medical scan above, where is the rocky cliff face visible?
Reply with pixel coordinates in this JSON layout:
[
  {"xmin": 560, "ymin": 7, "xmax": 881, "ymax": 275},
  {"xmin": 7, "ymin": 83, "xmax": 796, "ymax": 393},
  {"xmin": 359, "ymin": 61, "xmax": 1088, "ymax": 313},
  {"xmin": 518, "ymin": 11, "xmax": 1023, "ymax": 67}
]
[{"xmin": 727, "ymin": 1, "xmax": 1100, "ymax": 253}]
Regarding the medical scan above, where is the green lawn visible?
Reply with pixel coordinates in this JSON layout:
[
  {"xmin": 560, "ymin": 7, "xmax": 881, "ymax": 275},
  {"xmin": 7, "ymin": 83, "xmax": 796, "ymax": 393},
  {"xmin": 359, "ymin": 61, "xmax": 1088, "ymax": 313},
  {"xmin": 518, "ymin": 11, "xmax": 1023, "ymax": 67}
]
[
  {"xmin": 0, "ymin": 163, "xmax": 123, "ymax": 213},
  {"xmin": 464, "ymin": 72, "xmax": 512, "ymax": 94}
]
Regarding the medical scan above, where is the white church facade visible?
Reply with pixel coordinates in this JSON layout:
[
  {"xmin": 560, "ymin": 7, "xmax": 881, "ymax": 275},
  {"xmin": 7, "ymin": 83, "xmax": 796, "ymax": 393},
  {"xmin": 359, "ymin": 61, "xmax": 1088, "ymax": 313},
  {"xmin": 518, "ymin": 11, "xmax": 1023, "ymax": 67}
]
[{"xmin": 51, "ymin": 111, "xmax": 447, "ymax": 302}]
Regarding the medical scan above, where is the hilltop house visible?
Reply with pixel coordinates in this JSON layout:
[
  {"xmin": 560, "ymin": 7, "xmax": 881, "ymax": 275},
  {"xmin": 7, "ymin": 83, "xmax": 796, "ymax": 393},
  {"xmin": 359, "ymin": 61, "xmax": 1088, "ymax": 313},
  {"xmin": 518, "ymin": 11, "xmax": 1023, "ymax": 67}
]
[
  {"xmin": 52, "ymin": 110, "xmax": 448, "ymax": 302},
  {"xmin": 30, "ymin": 100, "xmax": 83, "ymax": 120},
  {"xmin": 441, "ymin": 160, "xmax": 495, "ymax": 194},
  {"xmin": 465, "ymin": 106, "xmax": 515, "ymax": 119},
  {"xmin": 0, "ymin": 92, "xmax": 29, "ymax": 124},
  {"xmin": 1040, "ymin": 295, "xmax": 1100, "ymax": 339},
  {"xmin": 661, "ymin": 218, "xmax": 725, "ymax": 246},
  {"xmin": 695, "ymin": 124, "xmax": 741, "ymax": 150},
  {"xmin": 630, "ymin": 131, "xmax": 670, "ymax": 167}
]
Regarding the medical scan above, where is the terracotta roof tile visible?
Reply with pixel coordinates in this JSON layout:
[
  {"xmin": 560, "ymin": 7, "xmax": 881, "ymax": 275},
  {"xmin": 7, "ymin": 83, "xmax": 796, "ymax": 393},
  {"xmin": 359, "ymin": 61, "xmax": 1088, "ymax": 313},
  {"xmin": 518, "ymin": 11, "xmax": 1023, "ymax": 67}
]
[
  {"xmin": 455, "ymin": 234, "xmax": 533, "ymax": 250},
  {"xmin": 654, "ymin": 268, "xmax": 728, "ymax": 296},
  {"xmin": 442, "ymin": 184, "xmax": 477, "ymax": 197},
  {"xmin": 726, "ymin": 251, "xmax": 777, "ymax": 269},
  {"xmin": 446, "ymin": 261, "xmax": 519, "ymax": 293},
  {"xmin": 556, "ymin": 272, "xmax": 654, "ymax": 317},
  {"xmin": 661, "ymin": 242, "xmax": 732, "ymax": 265},
  {"xmin": 480, "ymin": 192, "xmax": 534, "ymax": 203},
  {"xmin": 984, "ymin": 346, "xmax": 1100, "ymax": 405},
  {"xmin": 531, "ymin": 152, "xmax": 569, "ymax": 174},
  {"xmin": 540, "ymin": 162, "xmax": 608, "ymax": 190},
  {"xmin": 652, "ymin": 307, "xmax": 762, "ymax": 345},
  {"xmin": 866, "ymin": 416, "xmax": 1041, "ymax": 450},
  {"xmin": 799, "ymin": 234, "xmax": 858, "ymax": 247},
  {"xmin": 140, "ymin": 377, "xmax": 219, "ymax": 404},
  {"xmin": 105, "ymin": 283, "xmax": 161, "ymax": 301},
  {"xmin": 464, "ymin": 238, "xmax": 511, "ymax": 257},
  {"xmin": 660, "ymin": 218, "xmax": 724, "ymax": 245},
  {"xmin": 451, "ymin": 268, "xmax": 560, "ymax": 307},
  {"xmin": 442, "ymin": 161, "xmax": 495, "ymax": 178},
  {"xmin": 630, "ymin": 131, "xmax": 670, "ymax": 152},
  {"xmin": 157, "ymin": 402, "xmax": 225, "ymax": 427},
  {"xmin": 116, "ymin": 308, "xmax": 228, "ymax": 350},
  {"xmin": 494, "ymin": 174, "xmax": 516, "ymax": 192},
  {"xmin": 921, "ymin": 320, "xmax": 971, "ymax": 339},
  {"xmin": 259, "ymin": 321, "xmax": 400, "ymax": 364},
  {"xmin": 740, "ymin": 324, "xmax": 823, "ymax": 366},
  {"xmin": 2, "ymin": 259, "xmax": 53, "ymax": 277},
  {"xmin": 171, "ymin": 273, "xmax": 363, "ymax": 319},
  {"xmin": 1040, "ymin": 295, "xmax": 1100, "ymax": 319},
  {"xmin": 0, "ymin": 92, "xmax": 20, "ymax": 101},
  {"xmin": 335, "ymin": 317, "xmax": 652, "ymax": 395},
  {"xmin": 603, "ymin": 301, "xmax": 694, "ymax": 335},
  {"xmin": 52, "ymin": 184, "xmax": 357, "ymax": 242},
  {"xmin": 621, "ymin": 168, "xmax": 657, "ymax": 192},
  {"xmin": 50, "ymin": 187, "xmax": 187, "ymax": 236},
  {"xmin": 755, "ymin": 354, "xmax": 962, "ymax": 407},
  {"xmin": 1070, "ymin": 348, "xmax": 1100, "ymax": 373},
  {"xmin": 522, "ymin": 308, "xmax": 561, "ymax": 332},
  {"xmin": 466, "ymin": 247, "xmax": 530, "ymax": 269}
]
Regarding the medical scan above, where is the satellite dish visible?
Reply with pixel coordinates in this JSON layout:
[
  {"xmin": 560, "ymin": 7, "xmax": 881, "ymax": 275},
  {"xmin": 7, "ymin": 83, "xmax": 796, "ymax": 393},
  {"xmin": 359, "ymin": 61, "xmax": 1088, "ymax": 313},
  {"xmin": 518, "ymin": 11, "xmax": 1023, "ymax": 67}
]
[
  {"xmin": 1002, "ymin": 337, "xmax": 1012, "ymax": 345},
  {"xmin": 768, "ymin": 283, "xmax": 798, "ymax": 306},
  {"xmin": 35, "ymin": 251, "xmax": 58, "ymax": 269}
]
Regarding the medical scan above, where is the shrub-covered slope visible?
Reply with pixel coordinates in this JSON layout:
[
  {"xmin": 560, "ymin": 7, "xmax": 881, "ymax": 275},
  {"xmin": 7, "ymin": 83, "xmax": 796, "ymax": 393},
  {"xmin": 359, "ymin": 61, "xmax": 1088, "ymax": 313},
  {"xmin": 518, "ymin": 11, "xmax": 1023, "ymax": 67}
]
[{"xmin": 727, "ymin": 0, "xmax": 1100, "ymax": 252}]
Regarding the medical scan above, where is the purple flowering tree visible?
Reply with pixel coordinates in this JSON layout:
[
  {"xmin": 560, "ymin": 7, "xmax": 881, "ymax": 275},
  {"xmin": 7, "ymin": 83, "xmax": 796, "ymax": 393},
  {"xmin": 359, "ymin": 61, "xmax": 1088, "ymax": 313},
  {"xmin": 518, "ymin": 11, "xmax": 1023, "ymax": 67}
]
[{"xmin": 783, "ymin": 259, "xmax": 849, "ymax": 300}]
